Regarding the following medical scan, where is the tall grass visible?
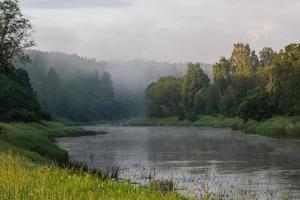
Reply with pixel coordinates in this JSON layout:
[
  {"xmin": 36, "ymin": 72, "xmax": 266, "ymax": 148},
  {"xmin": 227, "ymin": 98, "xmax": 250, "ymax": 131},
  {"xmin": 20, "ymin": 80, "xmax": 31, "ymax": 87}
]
[
  {"xmin": 0, "ymin": 122, "xmax": 190, "ymax": 200},
  {"xmin": 129, "ymin": 116, "xmax": 300, "ymax": 138},
  {"xmin": 0, "ymin": 153, "xmax": 187, "ymax": 200},
  {"xmin": 0, "ymin": 121, "xmax": 81, "ymax": 163}
]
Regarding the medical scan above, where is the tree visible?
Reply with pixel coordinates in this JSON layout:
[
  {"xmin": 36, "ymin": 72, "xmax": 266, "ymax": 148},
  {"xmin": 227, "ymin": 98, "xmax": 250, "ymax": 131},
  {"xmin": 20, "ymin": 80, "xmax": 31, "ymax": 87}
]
[
  {"xmin": 181, "ymin": 63, "xmax": 210, "ymax": 113},
  {"xmin": 0, "ymin": 69, "xmax": 44, "ymax": 122},
  {"xmin": 194, "ymin": 85, "xmax": 220, "ymax": 115},
  {"xmin": 0, "ymin": 1, "xmax": 46, "ymax": 122},
  {"xmin": 238, "ymin": 91, "xmax": 275, "ymax": 122},
  {"xmin": 146, "ymin": 76, "xmax": 182, "ymax": 117},
  {"xmin": 212, "ymin": 57, "xmax": 232, "ymax": 96},
  {"xmin": 45, "ymin": 68, "xmax": 60, "ymax": 92},
  {"xmin": 259, "ymin": 47, "xmax": 276, "ymax": 67},
  {"xmin": 0, "ymin": 0, "xmax": 34, "ymax": 73},
  {"xmin": 250, "ymin": 50, "xmax": 259, "ymax": 69},
  {"xmin": 269, "ymin": 43, "xmax": 300, "ymax": 115},
  {"xmin": 230, "ymin": 43, "xmax": 255, "ymax": 77},
  {"xmin": 219, "ymin": 85, "xmax": 238, "ymax": 116},
  {"xmin": 101, "ymin": 71, "xmax": 114, "ymax": 101},
  {"xmin": 40, "ymin": 67, "xmax": 60, "ymax": 116}
]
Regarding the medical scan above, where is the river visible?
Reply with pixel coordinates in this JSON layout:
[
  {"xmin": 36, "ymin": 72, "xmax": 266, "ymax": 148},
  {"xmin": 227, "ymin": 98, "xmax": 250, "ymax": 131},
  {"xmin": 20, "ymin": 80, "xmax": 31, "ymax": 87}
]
[{"xmin": 57, "ymin": 125, "xmax": 300, "ymax": 199}]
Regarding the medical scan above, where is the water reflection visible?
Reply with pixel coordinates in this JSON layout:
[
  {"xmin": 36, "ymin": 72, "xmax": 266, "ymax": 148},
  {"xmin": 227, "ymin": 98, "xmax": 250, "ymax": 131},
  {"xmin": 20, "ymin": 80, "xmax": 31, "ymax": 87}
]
[{"xmin": 57, "ymin": 126, "xmax": 300, "ymax": 199}]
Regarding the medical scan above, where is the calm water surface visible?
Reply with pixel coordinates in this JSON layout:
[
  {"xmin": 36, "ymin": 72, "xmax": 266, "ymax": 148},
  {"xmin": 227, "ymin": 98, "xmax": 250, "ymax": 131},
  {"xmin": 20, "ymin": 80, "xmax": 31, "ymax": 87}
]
[{"xmin": 57, "ymin": 126, "xmax": 300, "ymax": 199}]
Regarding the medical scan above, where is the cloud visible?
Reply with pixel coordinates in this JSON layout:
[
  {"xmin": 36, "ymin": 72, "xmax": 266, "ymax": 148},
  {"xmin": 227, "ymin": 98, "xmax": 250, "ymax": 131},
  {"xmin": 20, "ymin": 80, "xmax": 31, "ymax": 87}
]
[
  {"xmin": 22, "ymin": 0, "xmax": 300, "ymax": 62},
  {"xmin": 21, "ymin": 0, "xmax": 132, "ymax": 9},
  {"xmin": 246, "ymin": 20, "xmax": 277, "ymax": 40}
]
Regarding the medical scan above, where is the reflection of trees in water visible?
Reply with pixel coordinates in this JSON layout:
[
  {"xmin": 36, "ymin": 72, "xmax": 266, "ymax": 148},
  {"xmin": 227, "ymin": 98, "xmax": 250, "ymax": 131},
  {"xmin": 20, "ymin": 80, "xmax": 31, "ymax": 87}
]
[
  {"xmin": 144, "ymin": 127, "xmax": 300, "ymax": 199},
  {"xmin": 145, "ymin": 127, "xmax": 300, "ymax": 181},
  {"xmin": 60, "ymin": 126, "xmax": 300, "ymax": 199}
]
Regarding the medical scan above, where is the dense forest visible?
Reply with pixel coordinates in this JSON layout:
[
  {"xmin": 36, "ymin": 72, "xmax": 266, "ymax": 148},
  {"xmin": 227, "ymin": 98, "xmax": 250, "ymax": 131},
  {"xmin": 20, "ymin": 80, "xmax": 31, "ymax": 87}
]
[
  {"xmin": 146, "ymin": 43, "xmax": 300, "ymax": 122},
  {"xmin": 19, "ymin": 51, "xmax": 131, "ymax": 122},
  {"xmin": 19, "ymin": 50, "xmax": 211, "ymax": 121}
]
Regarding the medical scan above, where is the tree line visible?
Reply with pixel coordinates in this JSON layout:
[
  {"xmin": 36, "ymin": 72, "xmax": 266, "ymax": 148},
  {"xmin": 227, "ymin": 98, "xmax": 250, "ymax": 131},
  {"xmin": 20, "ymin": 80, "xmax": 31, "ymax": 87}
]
[
  {"xmin": 23, "ymin": 62, "xmax": 133, "ymax": 122},
  {"xmin": 146, "ymin": 43, "xmax": 300, "ymax": 122},
  {"xmin": 0, "ymin": 0, "xmax": 132, "ymax": 122}
]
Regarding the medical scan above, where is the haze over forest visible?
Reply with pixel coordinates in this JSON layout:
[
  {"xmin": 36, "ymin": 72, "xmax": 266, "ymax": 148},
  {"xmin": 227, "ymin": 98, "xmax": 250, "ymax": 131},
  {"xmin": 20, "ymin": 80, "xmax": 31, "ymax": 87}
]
[{"xmin": 21, "ymin": 50, "xmax": 212, "ymax": 119}]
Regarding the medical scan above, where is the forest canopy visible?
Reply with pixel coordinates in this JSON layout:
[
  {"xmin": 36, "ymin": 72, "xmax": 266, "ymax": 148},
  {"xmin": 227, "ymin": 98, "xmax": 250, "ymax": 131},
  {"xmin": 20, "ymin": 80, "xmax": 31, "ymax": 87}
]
[
  {"xmin": 20, "ymin": 50, "xmax": 201, "ymax": 122},
  {"xmin": 146, "ymin": 43, "xmax": 300, "ymax": 122}
]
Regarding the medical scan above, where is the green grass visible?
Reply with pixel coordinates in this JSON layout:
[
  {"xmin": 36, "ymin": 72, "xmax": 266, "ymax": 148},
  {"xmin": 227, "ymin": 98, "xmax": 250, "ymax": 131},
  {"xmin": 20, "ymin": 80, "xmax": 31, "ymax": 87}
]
[
  {"xmin": 0, "ymin": 153, "xmax": 187, "ymax": 200},
  {"xmin": 0, "ymin": 121, "xmax": 188, "ymax": 200},
  {"xmin": 129, "ymin": 115, "xmax": 300, "ymax": 138},
  {"xmin": 0, "ymin": 121, "xmax": 82, "ymax": 163}
]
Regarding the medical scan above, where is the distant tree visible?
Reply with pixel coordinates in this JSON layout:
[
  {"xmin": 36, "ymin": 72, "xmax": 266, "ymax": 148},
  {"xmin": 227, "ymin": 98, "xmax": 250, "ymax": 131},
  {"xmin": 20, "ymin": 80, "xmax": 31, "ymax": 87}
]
[
  {"xmin": 212, "ymin": 57, "xmax": 232, "ymax": 96},
  {"xmin": 193, "ymin": 88, "xmax": 207, "ymax": 115},
  {"xmin": 219, "ymin": 85, "xmax": 239, "ymax": 116},
  {"xmin": 269, "ymin": 43, "xmax": 300, "ymax": 115},
  {"xmin": 250, "ymin": 50, "xmax": 259, "ymax": 69},
  {"xmin": 194, "ymin": 85, "xmax": 220, "ymax": 115},
  {"xmin": 0, "ymin": 0, "xmax": 34, "ymax": 73},
  {"xmin": 181, "ymin": 63, "xmax": 210, "ymax": 113},
  {"xmin": 146, "ymin": 76, "xmax": 182, "ymax": 117},
  {"xmin": 101, "ymin": 71, "xmax": 114, "ymax": 101},
  {"xmin": 40, "ymin": 67, "xmax": 60, "ymax": 116},
  {"xmin": 45, "ymin": 68, "xmax": 60, "ymax": 92},
  {"xmin": 230, "ymin": 43, "xmax": 255, "ymax": 77},
  {"xmin": 259, "ymin": 47, "xmax": 276, "ymax": 67},
  {"xmin": 213, "ymin": 57, "xmax": 232, "ymax": 82}
]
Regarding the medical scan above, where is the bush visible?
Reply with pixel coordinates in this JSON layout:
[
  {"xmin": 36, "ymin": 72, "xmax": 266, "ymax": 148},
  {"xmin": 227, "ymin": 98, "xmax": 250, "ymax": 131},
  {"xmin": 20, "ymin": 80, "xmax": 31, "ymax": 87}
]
[{"xmin": 238, "ymin": 91, "xmax": 276, "ymax": 122}]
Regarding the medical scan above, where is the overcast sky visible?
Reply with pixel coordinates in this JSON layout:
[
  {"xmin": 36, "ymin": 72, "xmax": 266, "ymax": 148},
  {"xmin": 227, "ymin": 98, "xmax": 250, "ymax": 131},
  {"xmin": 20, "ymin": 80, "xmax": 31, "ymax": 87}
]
[{"xmin": 21, "ymin": 0, "xmax": 300, "ymax": 63}]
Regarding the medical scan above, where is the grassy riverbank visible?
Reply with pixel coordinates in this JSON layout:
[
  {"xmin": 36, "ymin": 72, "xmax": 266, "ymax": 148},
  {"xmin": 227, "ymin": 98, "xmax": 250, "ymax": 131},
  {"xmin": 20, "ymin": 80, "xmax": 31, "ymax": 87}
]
[
  {"xmin": 0, "ymin": 122, "xmax": 187, "ymax": 200},
  {"xmin": 128, "ymin": 116, "xmax": 300, "ymax": 138}
]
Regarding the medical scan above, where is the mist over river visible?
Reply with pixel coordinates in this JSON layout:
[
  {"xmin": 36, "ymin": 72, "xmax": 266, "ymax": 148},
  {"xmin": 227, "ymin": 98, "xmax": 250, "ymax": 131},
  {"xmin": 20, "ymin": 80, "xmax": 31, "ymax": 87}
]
[{"xmin": 57, "ymin": 126, "xmax": 300, "ymax": 199}]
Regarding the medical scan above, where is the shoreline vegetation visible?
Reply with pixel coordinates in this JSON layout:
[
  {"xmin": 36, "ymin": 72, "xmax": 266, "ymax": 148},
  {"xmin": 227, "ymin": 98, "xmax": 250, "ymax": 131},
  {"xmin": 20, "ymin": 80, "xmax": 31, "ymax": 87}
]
[
  {"xmin": 128, "ymin": 116, "xmax": 300, "ymax": 138},
  {"xmin": 0, "ymin": 122, "xmax": 188, "ymax": 200}
]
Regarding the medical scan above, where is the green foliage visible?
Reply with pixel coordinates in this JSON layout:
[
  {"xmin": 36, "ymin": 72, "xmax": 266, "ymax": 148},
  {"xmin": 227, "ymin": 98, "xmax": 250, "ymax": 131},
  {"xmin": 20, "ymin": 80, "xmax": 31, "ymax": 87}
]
[
  {"xmin": 130, "ymin": 116, "xmax": 300, "ymax": 138},
  {"xmin": 0, "ymin": 0, "xmax": 45, "ymax": 122},
  {"xmin": 270, "ymin": 43, "xmax": 300, "ymax": 115},
  {"xmin": 146, "ymin": 76, "xmax": 182, "ymax": 117},
  {"xmin": 145, "ymin": 42, "xmax": 300, "ymax": 124},
  {"xmin": 194, "ymin": 85, "xmax": 220, "ymax": 115},
  {"xmin": 22, "ymin": 56, "xmax": 133, "ymax": 122},
  {"xmin": 238, "ymin": 91, "xmax": 276, "ymax": 122},
  {"xmin": 259, "ymin": 47, "xmax": 277, "ymax": 67},
  {"xmin": 0, "ymin": 69, "xmax": 46, "ymax": 122},
  {"xmin": 219, "ymin": 86, "xmax": 239, "ymax": 116},
  {"xmin": 182, "ymin": 63, "xmax": 210, "ymax": 113},
  {"xmin": 0, "ymin": 0, "xmax": 34, "ymax": 73}
]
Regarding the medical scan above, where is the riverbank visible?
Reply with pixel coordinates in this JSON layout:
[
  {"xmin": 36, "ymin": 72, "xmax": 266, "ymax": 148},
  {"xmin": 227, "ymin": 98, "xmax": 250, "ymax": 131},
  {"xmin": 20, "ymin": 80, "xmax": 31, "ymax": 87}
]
[
  {"xmin": 0, "ymin": 122, "xmax": 187, "ymax": 200},
  {"xmin": 128, "ymin": 116, "xmax": 300, "ymax": 138}
]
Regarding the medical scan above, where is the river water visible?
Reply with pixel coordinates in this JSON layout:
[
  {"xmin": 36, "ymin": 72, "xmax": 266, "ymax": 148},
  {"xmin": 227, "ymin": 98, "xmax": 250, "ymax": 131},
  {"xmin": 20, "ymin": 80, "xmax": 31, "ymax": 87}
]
[{"xmin": 57, "ymin": 125, "xmax": 300, "ymax": 199}]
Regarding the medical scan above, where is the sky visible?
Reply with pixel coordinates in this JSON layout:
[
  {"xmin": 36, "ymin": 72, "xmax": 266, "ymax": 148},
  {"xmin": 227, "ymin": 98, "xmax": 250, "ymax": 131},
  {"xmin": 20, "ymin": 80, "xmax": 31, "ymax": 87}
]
[{"xmin": 21, "ymin": 0, "xmax": 300, "ymax": 63}]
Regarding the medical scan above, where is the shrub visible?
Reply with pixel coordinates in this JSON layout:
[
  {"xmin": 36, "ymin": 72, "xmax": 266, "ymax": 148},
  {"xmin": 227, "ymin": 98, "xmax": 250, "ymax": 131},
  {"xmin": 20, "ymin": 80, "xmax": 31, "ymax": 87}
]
[{"xmin": 238, "ymin": 91, "xmax": 276, "ymax": 122}]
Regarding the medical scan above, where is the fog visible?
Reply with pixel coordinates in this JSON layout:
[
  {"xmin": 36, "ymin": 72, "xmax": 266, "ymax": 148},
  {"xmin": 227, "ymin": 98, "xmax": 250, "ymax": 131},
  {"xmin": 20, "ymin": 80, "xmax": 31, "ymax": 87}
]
[
  {"xmin": 22, "ymin": 50, "xmax": 212, "ymax": 117},
  {"xmin": 21, "ymin": 0, "xmax": 300, "ymax": 63}
]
